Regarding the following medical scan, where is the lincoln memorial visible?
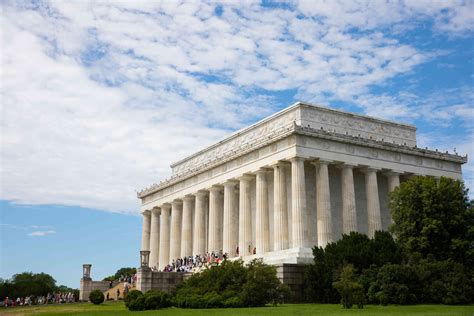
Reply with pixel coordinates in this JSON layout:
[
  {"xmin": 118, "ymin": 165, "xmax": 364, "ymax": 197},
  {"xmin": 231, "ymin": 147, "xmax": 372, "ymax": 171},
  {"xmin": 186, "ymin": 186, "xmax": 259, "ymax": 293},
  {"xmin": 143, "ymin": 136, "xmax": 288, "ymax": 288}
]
[{"xmin": 137, "ymin": 102, "xmax": 467, "ymax": 270}]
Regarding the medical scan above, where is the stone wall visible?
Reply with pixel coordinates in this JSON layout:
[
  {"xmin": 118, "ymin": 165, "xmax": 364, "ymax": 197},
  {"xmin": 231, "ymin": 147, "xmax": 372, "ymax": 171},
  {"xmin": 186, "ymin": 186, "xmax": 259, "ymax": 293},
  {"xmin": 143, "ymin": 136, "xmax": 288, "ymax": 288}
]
[
  {"xmin": 276, "ymin": 264, "xmax": 307, "ymax": 302},
  {"xmin": 136, "ymin": 269, "xmax": 190, "ymax": 294},
  {"xmin": 136, "ymin": 265, "xmax": 306, "ymax": 303},
  {"xmin": 79, "ymin": 279, "xmax": 118, "ymax": 301}
]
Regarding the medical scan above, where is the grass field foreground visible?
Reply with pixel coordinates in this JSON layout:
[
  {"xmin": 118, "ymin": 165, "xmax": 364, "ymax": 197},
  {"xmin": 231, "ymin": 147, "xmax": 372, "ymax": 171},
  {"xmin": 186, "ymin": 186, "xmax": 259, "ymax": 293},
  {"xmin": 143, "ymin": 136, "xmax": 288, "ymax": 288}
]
[{"xmin": 1, "ymin": 301, "xmax": 474, "ymax": 316}]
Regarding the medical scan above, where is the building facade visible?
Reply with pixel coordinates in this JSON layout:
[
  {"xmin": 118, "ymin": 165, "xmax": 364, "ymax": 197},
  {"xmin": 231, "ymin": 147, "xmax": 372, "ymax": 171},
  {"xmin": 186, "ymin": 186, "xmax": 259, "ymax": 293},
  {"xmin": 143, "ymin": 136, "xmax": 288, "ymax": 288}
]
[{"xmin": 137, "ymin": 102, "xmax": 467, "ymax": 269}]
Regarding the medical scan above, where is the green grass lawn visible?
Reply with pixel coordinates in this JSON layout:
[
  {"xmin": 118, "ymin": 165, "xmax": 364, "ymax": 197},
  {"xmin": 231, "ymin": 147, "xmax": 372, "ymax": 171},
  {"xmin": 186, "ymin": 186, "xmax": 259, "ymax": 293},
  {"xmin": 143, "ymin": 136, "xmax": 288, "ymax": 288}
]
[{"xmin": 1, "ymin": 301, "xmax": 473, "ymax": 316}]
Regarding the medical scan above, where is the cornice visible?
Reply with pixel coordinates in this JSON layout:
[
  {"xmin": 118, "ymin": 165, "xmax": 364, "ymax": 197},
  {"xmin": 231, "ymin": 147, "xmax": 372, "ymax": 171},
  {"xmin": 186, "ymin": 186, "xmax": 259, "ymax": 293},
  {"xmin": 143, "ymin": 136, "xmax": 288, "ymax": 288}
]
[{"xmin": 137, "ymin": 123, "xmax": 466, "ymax": 199}]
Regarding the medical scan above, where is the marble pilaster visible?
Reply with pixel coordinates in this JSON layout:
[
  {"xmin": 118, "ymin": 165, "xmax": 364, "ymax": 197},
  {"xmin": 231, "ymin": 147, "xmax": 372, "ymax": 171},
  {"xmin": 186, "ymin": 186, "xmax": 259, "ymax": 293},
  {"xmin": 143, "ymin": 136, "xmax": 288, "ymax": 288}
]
[
  {"xmin": 315, "ymin": 160, "xmax": 333, "ymax": 248},
  {"xmin": 170, "ymin": 200, "xmax": 183, "ymax": 261},
  {"xmin": 290, "ymin": 157, "xmax": 306, "ymax": 248},
  {"xmin": 340, "ymin": 164, "xmax": 358, "ymax": 234},
  {"xmin": 223, "ymin": 181, "xmax": 238, "ymax": 257},
  {"xmin": 256, "ymin": 169, "xmax": 270, "ymax": 255},
  {"xmin": 273, "ymin": 162, "xmax": 289, "ymax": 251},
  {"xmin": 208, "ymin": 186, "xmax": 223, "ymax": 253},
  {"xmin": 239, "ymin": 176, "xmax": 253, "ymax": 255},
  {"xmin": 140, "ymin": 210, "xmax": 151, "ymax": 251},
  {"xmin": 181, "ymin": 196, "xmax": 194, "ymax": 258},
  {"xmin": 149, "ymin": 207, "xmax": 160, "ymax": 269},
  {"xmin": 193, "ymin": 191, "xmax": 207, "ymax": 256},
  {"xmin": 364, "ymin": 167, "xmax": 382, "ymax": 238},
  {"xmin": 159, "ymin": 204, "xmax": 171, "ymax": 269}
]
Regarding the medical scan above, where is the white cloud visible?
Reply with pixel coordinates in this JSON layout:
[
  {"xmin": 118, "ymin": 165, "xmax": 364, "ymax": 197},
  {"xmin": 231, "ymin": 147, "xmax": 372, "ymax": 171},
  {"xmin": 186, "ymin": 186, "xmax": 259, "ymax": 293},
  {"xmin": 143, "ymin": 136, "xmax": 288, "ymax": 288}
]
[
  {"xmin": 1, "ymin": 1, "xmax": 472, "ymax": 213},
  {"xmin": 28, "ymin": 230, "xmax": 56, "ymax": 237}
]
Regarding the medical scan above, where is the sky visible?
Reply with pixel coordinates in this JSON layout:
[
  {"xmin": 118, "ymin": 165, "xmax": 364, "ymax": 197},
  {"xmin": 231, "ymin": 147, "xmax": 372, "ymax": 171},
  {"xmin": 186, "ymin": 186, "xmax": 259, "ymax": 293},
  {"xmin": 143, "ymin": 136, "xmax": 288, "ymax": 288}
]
[{"xmin": 1, "ymin": 0, "xmax": 473, "ymax": 288}]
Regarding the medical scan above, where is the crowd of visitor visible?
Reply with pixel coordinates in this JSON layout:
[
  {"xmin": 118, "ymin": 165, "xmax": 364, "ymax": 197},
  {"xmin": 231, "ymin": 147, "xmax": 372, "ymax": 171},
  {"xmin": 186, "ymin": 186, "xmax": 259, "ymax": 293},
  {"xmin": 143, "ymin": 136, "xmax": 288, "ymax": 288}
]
[
  {"xmin": 149, "ymin": 246, "xmax": 259, "ymax": 273},
  {"xmin": 3, "ymin": 292, "xmax": 76, "ymax": 308},
  {"xmin": 155, "ymin": 250, "xmax": 229, "ymax": 273}
]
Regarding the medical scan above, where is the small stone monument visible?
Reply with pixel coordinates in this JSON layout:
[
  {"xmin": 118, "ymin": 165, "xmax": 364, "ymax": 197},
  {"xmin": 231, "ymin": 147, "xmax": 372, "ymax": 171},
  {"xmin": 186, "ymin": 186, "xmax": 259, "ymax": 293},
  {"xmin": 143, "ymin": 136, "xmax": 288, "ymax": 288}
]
[
  {"xmin": 79, "ymin": 264, "xmax": 92, "ymax": 301},
  {"xmin": 137, "ymin": 251, "xmax": 152, "ymax": 292},
  {"xmin": 82, "ymin": 264, "xmax": 92, "ymax": 280}
]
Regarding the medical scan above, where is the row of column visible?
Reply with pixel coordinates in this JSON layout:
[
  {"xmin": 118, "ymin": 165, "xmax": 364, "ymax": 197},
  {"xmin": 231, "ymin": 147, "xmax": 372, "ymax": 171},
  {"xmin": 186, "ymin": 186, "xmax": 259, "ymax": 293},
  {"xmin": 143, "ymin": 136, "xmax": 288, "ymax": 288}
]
[{"xmin": 140, "ymin": 158, "xmax": 401, "ymax": 269}]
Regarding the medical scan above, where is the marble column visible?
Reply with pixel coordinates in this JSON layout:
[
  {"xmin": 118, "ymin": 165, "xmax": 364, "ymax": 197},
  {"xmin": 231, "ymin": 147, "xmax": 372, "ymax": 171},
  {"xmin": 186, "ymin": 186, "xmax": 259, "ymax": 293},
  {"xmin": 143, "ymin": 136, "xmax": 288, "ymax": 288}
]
[
  {"xmin": 140, "ymin": 210, "xmax": 151, "ymax": 251},
  {"xmin": 364, "ymin": 167, "xmax": 382, "ymax": 238},
  {"xmin": 159, "ymin": 204, "xmax": 171, "ymax": 269},
  {"xmin": 239, "ymin": 175, "xmax": 253, "ymax": 255},
  {"xmin": 387, "ymin": 171, "xmax": 401, "ymax": 193},
  {"xmin": 149, "ymin": 207, "xmax": 160, "ymax": 269},
  {"xmin": 256, "ymin": 169, "xmax": 270, "ymax": 254},
  {"xmin": 340, "ymin": 164, "xmax": 358, "ymax": 234},
  {"xmin": 315, "ymin": 160, "xmax": 333, "ymax": 248},
  {"xmin": 223, "ymin": 181, "xmax": 238, "ymax": 257},
  {"xmin": 208, "ymin": 186, "xmax": 223, "ymax": 253},
  {"xmin": 193, "ymin": 191, "xmax": 207, "ymax": 256},
  {"xmin": 170, "ymin": 200, "xmax": 183, "ymax": 261},
  {"xmin": 386, "ymin": 171, "xmax": 401, "ymax": 224},
  {"xmin": 181, "ymin": 196, "xmax": 194, "ymax": 258},
  {"xmin": 273, "ymin": 162, "xmax": 289, "ymax": 251},
  {"xmin": 290, "ymin": 157, "xmax": 306, "ymax": 248}
]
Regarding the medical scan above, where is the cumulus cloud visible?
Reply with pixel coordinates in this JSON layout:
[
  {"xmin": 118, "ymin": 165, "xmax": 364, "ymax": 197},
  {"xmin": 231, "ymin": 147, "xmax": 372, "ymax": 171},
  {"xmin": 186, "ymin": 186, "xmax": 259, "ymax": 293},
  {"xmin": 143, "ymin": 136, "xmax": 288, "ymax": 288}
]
[{"xmin": 1, "ymin": 1, "xmax": 473, "ymax": 213}]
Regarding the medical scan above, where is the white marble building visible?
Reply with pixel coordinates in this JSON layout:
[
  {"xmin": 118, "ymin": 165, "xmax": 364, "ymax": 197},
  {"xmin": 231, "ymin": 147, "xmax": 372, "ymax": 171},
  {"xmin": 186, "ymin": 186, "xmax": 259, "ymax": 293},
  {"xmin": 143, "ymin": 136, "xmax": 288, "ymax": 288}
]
[{"xmin": 137, "ymin": 102, "xmax": 467, "ymax": 269}]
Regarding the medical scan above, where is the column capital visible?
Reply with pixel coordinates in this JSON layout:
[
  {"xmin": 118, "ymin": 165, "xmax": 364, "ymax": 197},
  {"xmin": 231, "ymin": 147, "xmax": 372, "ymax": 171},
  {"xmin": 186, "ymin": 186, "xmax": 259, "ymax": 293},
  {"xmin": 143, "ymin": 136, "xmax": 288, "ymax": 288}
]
[
  {"xmin": 141, "ymin": 210, "xmax": 151, "ymax": 216},
  {"xmin": 172, "ymin": 199, "xmax": 183, "ymax": 205},
  {"xmin": 194, "ymin": 190, "xmax": 208, "ymax": 198},
  {"xmin": 383, "ymin": 170, "xmax": 404, "ymax": 176},
  {"xmin": 288, "ymin": 155, "xmax": 305, "ymax": 162},
  {"xmin": 151, "ymin": 207, "xmax": 161, "ymax": 215},
  {"xmin": 183, "ymin": 195, "xmax": 195, "ymax": 202},
  {"xmin": 208, "ymin": 185, "xmax": 223, "ymax": 192},
  {"xmin": 269, "ymin": 160, "xmax": 290, "ymax": 168},
  {"xmin": 237, "ymin": 174, "xmax": 255, "ymax": 181},
  {"xmin": 223, "ymin": 180, "xmax": 239, "ymax": 187},
  {"xmin": 311, "ymin": 158, "xmax": 333, "ymax": 166},
  {"xmin": 336, "ymin": 162, "xmax": 357, "ymax": 169},
  {"xmin": 255, "ymin": 167, "xmax": 272, "ymax": 176},
  {"xmin": 360, "ymin": 166, "xmax": 382, "ymax": 173},
  {"xmin": 160, "ymin": 203, "xmax": 171, "ymax": 210}
]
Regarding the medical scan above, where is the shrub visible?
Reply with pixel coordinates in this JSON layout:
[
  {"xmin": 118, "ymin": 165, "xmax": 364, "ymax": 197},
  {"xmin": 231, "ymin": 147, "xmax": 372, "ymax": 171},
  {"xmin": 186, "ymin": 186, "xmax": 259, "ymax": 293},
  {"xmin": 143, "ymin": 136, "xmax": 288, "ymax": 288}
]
[
  {"xmin": 124, "ymin": 289, "xmax": 142, "ymax": 308},
  {"xmin": 333, "ymin": 265, "xmax": 365, "ymax": 309},
  {"xmin": 223, "ymin": 296, "xmax": 242, "ymax": 308},
  {"xmin": 89, "ymin": 289, "xmax": 105, "ymax": 305},
  {"xmin": 368, "ymin": 264, "xmax": 419, "ymax": 305},
  {"xmin": 128, "ymin": 293, "xmax": 146, "ymax": 311},
  {"xmin": 173, "ymin": 258, "xmax": 286, "ymax": 308},
  {"xmin": 143, "ymin": 290, "xmax": 172, "ymax": 310},
  {"xmin": 304, "ymin": 231, "xmax": 401, "ymax": 303}
]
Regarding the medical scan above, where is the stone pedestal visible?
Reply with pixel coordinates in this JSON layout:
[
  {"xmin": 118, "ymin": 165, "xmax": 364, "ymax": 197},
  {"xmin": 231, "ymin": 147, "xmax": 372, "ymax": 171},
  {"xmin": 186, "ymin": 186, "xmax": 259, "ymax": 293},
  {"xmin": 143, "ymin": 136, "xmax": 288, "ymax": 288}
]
[
  {"xmin": 136, "ymin": 267, "xmax": 153, "ymax": 293},
  {"xmin": 79, "ymin": 278, "xmax": 92, "ymax": 301}
]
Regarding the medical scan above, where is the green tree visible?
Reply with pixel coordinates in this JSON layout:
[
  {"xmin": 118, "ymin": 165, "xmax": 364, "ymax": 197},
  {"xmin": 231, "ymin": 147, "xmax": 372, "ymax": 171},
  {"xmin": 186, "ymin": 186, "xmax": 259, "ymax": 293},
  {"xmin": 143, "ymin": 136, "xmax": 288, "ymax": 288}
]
[
  {"xmin": 9, "ymin": 272, "xmax": 56, "ymax": 298},
  {"xmin": 114, "ymin": 267, "xmax": 137, "ymax": 280},
  {"xmin": 332, "ymin": 265, "xmax": 365, "ymax": 309},
  {"xmin": 390, "ymin": 176, "xmax": 474, "ymax": 265},
  {"xmin": 304, "ymin": 231, "xmax": 402, "ymax": 303},
  {"xmin": 171, "ymin": 259, "xmax": 288, "ymax": 309}
]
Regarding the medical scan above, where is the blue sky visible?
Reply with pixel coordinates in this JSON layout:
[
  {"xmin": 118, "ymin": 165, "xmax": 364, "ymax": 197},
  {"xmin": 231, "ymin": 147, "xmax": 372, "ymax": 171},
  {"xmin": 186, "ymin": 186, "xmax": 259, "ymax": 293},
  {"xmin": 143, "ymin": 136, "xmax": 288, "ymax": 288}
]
[{"xmin": 1, "ymin": 1, "xmax": 473, "ymax": 288}]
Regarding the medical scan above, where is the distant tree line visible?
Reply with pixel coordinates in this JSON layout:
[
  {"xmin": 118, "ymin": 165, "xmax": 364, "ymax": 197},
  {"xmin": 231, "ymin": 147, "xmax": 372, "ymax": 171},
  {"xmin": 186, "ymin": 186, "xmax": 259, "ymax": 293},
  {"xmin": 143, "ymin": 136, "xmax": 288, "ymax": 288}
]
[
  {"xmin": 102, "ymin": 267, "xmax": 136, "ymax": 281},
  {"xmin": 303, "ymin": 176, "xmax": 474, "ymax": 308},
  {"xmin": 0, "ymin": 272, "xmax": 78, "ymax": 301}
]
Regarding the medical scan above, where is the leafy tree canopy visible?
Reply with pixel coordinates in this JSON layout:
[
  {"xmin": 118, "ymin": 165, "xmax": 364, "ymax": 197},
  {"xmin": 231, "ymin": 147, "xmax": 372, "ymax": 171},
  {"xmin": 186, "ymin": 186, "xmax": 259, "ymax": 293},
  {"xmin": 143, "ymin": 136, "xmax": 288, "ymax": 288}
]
[
  {"xmin": 390, "ymin": 176, "xmax": 474, "ymax": 265},
  {"xmin": 114, "ymin": 267, "xmax": 136, "ymax": 279}
]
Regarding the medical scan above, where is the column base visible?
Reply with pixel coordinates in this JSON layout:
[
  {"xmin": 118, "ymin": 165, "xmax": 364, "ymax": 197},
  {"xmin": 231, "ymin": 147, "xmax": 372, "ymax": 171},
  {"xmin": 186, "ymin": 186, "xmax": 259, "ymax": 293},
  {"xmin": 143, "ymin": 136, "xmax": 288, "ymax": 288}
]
[{"xmin": 236, "ymin": 247, "xmax": 314, "ymax": 265}]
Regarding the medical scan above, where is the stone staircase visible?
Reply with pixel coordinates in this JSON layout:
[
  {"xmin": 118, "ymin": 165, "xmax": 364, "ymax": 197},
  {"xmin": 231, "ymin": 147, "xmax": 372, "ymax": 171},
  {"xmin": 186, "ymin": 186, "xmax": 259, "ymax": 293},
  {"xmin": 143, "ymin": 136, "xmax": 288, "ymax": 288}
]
[{"xmin": 103, "ymin": 282, "xmax": 135, "ymax": 300}]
